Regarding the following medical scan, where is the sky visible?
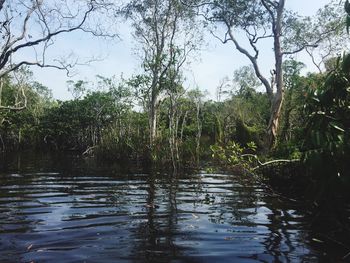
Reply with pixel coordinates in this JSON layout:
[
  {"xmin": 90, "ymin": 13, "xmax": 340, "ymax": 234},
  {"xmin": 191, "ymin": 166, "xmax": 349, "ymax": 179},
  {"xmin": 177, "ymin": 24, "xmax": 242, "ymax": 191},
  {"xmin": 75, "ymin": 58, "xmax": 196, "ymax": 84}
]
[{"xmin": 30, "ymin": 0, "xmax": 334, "ymax": 100}]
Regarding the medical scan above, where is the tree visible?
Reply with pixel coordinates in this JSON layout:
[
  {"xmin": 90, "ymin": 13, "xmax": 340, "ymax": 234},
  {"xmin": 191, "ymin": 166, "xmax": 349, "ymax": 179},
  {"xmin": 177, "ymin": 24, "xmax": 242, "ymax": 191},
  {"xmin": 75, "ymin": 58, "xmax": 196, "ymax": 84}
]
[
  {"xmin": 164, "ymin": 82, "xmax": 185, "ymax": 169},
  {"xmin": 123, "ymin": 0, "xmax": 200, "ymax": 152},
  {"xmin": 187, "ymin": 88, "xmax": 205, "ymax": 164},
  {"xmin": 232, "ymin": 65, "xmax": 261, "ymax": 98},
  {"xmin": 188, "ymin": 0, "xmax": 347, "ymax": 149},
  {"xmin": 279, "ymin": 59, "xmax": 305, "ymax": 143},
  {"xmin": 0, "ymin": 0, "xmax": 114, "ymax": 110},
  {"xmin": 0, "ymin": 68, "xmax": 54, "ymax": 151},
  {"xmin": 67, "ymin": 80, "xmax": 88, "ymax": 100},
  {"xmin": 303, "ymin": 1, "xmax": 348, "ymax": 73},
  {"xmin": 0, "ymin": 68, "xmax": 30, "ymax": 111}
]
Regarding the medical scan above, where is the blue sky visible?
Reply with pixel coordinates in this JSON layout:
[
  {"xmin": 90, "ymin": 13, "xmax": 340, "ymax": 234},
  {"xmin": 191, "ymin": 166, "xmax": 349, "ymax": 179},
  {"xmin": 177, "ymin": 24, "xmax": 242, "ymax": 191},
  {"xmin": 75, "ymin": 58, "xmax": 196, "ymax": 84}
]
[{"xmin": 31, "ymin": 0, "xmax": 335, "ymax": 100}]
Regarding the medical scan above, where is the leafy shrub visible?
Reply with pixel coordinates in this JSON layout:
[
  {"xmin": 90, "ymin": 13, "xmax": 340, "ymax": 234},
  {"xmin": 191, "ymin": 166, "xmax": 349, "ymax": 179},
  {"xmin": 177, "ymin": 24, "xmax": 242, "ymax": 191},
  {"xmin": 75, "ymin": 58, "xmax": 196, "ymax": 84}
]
[
  {"xmin": 210, "ymin": 141, "xmax": 258, "ymax": 171},
  {"xmin": 302, "ymin": 54, "xmax": 350, "ymax": 185}
]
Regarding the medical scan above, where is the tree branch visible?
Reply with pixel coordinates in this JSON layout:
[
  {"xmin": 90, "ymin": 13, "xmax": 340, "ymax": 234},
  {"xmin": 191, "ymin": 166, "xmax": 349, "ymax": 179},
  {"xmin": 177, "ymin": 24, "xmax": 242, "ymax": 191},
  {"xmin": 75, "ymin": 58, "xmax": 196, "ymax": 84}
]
[
  {"xmin": 0, "ymin": 2, "xmax": 94, "ymax": 71},
  {"xmin": 225, "ymin": 23, "xmax": 273, "ymax": 97},
  {"xmin": 282, "ymin": 44, "xmax": 318, "ymax": 56}
]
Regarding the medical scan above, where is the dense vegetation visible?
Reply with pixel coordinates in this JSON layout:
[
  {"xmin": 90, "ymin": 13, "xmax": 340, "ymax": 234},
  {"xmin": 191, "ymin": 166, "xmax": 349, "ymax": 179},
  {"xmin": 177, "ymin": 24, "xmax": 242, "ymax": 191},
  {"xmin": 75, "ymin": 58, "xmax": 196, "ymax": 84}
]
[
  {"xmin": 0, "ymin": 0, "xmax": 349, "ymax": 203},
  {"xmin": 1, "ymin": 60, "xmax": 348, "ymax": 173},
  {"xmin": 1, "ymin": 1, "xmax": 350, "ymax": 260}
]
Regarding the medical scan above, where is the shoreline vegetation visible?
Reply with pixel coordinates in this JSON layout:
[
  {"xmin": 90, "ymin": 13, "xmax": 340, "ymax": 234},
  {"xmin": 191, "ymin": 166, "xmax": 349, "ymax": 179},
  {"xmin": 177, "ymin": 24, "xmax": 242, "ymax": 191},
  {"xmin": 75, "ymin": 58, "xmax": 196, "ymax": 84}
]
[
  {"xmin": 0, "ymin": 0, "xmax": 349, "ymax": 260},
  {"xmin": 0, "ymin": 36, "xmax": 349, "ymax": 213}
]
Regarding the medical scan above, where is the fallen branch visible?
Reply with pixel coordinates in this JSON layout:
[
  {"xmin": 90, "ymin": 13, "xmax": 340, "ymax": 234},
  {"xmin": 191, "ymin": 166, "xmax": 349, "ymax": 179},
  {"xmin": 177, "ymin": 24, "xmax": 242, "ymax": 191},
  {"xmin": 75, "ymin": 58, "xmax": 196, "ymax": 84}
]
[
  {"xmin": 240, "ymin": 153, "xmax": 300, "ymax": 171},
  {"xmin": 344, "ymin": 251, "xmax": 350, "ymax": 260},
  {"xmin": 253, "ymin": 159, "xmax": 300, "ymax": 171},
  {"xmin": 82, "ymin": 146, "xmax": 97, "ymax": 156}
]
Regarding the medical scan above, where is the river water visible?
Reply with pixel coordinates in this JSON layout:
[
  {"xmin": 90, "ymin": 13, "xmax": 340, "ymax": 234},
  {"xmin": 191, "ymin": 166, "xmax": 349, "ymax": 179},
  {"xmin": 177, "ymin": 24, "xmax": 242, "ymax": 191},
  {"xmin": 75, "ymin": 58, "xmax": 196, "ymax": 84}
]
[{"xmin": 0, "ymin": 153, "xmax": 348, "ymax": 262}]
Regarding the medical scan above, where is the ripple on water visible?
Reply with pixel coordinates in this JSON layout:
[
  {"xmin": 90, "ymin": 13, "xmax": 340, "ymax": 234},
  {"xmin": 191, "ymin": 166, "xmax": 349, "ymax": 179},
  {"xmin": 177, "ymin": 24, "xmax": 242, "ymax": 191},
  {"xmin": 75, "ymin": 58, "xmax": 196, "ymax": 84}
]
[{"xmin": 0, "ymin": 169, "xmax": 329, "ymax": 262}]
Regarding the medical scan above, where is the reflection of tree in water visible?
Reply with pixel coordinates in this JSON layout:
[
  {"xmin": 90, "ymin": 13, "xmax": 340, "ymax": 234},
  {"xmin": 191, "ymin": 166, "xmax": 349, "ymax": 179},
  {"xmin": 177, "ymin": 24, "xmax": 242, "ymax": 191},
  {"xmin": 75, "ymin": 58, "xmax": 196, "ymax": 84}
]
[
  {"xmin": 0, "ymin": 172, "xmax": 38, "ymax": 262},
  {"xmin": 205, "ymin": 174, "xmax": 313, "ymax": 262},
  {"xmin": 241, "ymin": 195, "xmax": 315, "ymax": 262},
  {"xmin": 261, "ymin": 207, "xmax": 295, "ymax": 262},
  {"xmin": 130, "ymin": 174, "xmax": 182, "ymax": 262},
  {"xmin": 207, "ymin": 175, "xmax": 259, "ymax": 225},
  {"xmin": 244, "ymin": 180, "xmax": 298, "ymax": 262},
  {"xmin": 1, "ymin": 155, "xmax": 335, "ymax": 262}
]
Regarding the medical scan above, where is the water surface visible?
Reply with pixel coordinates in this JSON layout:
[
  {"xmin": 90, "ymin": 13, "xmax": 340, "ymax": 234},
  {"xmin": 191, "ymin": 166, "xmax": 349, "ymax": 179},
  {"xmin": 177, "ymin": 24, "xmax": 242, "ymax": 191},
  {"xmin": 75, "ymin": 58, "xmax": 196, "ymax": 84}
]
[{"xmin": 0, "ymin": 153, "xmax": 346, "ymax": 262}]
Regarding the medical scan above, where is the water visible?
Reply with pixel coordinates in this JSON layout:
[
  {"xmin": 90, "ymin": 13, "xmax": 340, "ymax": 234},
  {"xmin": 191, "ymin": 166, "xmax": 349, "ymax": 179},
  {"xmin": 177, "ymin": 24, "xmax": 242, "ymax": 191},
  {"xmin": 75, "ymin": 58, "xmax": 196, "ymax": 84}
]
[{"xmin": 0, "ymin": 153, "xmax": 348, "ymax": 262}]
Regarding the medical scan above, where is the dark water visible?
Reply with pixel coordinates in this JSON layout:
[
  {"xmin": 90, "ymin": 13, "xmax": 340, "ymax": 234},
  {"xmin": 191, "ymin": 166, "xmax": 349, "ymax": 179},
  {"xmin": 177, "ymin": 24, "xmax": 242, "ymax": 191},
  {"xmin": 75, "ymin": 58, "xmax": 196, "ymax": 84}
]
[{"xmin": 0, "ymin": 153, "xmax": 348, "ymax": 262}]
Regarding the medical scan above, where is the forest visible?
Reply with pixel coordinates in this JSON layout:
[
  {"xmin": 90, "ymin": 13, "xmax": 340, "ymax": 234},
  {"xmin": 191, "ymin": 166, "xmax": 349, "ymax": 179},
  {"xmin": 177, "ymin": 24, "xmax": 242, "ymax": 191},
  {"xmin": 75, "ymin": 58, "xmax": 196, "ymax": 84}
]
[
  {"xmin": 0, "ymin": 0, "xmax": 349, "ymax": 261},
  {"xmin": 1, "ymin": 0, "xmax": 349, "ymax": 187}
]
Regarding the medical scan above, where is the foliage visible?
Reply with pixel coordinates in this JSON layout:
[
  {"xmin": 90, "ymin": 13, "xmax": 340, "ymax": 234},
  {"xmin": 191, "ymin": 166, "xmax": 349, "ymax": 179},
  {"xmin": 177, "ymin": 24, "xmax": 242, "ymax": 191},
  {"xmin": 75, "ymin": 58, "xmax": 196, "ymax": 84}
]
[
  {"xmin": 235, "ymin": 119, "xmax": 261, "ymax": 148},
  {"xmin": 302, "ymin": 54, "xmax": 350, "ymax": 184},
  {"xmin": 0, "ymin": 0, "xmax": 348, "ymax": 181},
  {"xmin": 0, "ymin": 69, "xmax": 54, "ymax": 150},
  {"xmin": 210, "ymin": 141, "xmax": 258, "ymax": 171}
]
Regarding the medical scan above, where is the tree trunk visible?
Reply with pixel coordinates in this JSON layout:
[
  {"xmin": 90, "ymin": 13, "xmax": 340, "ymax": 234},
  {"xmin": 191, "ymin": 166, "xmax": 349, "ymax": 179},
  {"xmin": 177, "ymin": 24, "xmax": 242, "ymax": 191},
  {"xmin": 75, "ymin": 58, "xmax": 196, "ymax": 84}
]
[
  {"xmin": 266, "ymin": 0, "xmax": 285, "ymax": 149},
  {"xmin": 280, "ymin": 89, "xmax": 293, "ymax": 142},
  {"xmin": 195, "ymin": 102, "xmax": 202, "ymax": 165},
  {"xmin": 149, "ymin": 87, "xmax": 158, "ymax": 149},
  {"xmin": 267, "ymin": 90, "xmax": 284, "ymax": 148},
  {"xmin": 149, "ymin": 107, "xmax": 157, "ymax": 146},
  {"xmin": 180, "ymin": 111, "xmax": 187, "ymax": 143},
  {"xmin": 0, "ymin": 79, "xmax": 3, "ymax": 106},
  {"xmin": 169, "ymin": 110, "xmax": 177, "ymax": 171},
  {"xmin": 175, "ymin": 111, "xmax": 180, "ymax": 163}
]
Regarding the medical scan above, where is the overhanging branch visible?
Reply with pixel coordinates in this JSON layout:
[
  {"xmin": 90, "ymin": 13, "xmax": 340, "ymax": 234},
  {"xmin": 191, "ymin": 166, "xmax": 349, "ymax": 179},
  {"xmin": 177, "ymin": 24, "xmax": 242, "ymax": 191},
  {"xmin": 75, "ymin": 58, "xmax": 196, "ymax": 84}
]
[{"xmin": 225, "ymin": 22, "xmax": 273, "ymax": 98}]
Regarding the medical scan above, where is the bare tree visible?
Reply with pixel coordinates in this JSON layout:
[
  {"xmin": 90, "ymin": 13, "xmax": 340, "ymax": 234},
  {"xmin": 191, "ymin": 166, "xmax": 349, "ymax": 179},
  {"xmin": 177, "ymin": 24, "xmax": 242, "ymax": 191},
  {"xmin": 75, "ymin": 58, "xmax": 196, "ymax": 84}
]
[{"xmin": 0, "ymin": 0, "xmax": 115, "ymax": 110}]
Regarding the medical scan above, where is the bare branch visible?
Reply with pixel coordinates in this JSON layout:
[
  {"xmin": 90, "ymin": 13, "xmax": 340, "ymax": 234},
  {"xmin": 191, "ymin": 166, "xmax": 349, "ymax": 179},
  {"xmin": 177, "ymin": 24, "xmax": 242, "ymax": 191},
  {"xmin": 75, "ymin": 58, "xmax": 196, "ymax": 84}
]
[
  {"xmin": 282, "ymin": 43, "xmax": 318, "ymax": 56},
  {"xmin": 0, "ymin": 0, "xmax": 4, "ymax": 11},
  {"xmin": 261, "ymin": 0, "xmax": 276, "ymax": 27},
  {"xmin": 225, "ymin": 23, "xmax": 273, "ymax": 97},
  {"xmin": 210, "ymin": 30, "xmax": 230, "ymax": 44},
  {"xmin": 0, "ymin": 0, "xmax": 115, "ymax": 86},
  {"xmin": 0, "ymin": 2, "xmax": 94, "ymax": 71},
  {"xmin": 6, "ymin": 1, "xmax": 40, "ymax": 48}
]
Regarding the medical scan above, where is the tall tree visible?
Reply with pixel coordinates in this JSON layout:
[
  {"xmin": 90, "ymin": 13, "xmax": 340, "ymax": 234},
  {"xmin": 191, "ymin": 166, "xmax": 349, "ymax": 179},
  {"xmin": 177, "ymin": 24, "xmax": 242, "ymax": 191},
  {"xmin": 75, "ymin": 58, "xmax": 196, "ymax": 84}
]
[
  {"xmin": 303, "ymin": 1, "xmax": 348, "ymax": 73},
  {"xmin": 188, "ymin": 0, "xmax": 347, "ymax": 148},
  {"xmin": 123, "ymin": 0, "xmax": 199, "ymax": 152}
]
